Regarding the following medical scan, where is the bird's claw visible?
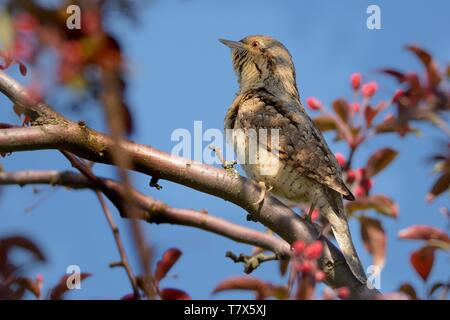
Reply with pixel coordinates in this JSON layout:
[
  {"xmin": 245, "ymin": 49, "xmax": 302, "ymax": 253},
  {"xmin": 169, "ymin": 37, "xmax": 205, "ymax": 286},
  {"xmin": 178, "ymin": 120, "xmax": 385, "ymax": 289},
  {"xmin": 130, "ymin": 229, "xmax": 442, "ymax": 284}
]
[
  {"xmin": 253, "ymin": 181, "xmax": 273, "ymax": 206},
  {"xmin": 208, "ymin": 145, "xmax": 239, "ymax": 175}
]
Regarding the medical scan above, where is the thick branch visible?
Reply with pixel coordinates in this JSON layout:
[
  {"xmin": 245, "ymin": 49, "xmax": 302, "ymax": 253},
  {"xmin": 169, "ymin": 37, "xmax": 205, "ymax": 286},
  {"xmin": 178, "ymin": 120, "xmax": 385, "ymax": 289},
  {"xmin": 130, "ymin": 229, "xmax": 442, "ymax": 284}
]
[
  {"xmin": 0, "ymin": 170, "xmax": 291, "ymax": 258},
  {"xmin": 0, "ymin": 71, "xmax": 379, "ymax": 299}
]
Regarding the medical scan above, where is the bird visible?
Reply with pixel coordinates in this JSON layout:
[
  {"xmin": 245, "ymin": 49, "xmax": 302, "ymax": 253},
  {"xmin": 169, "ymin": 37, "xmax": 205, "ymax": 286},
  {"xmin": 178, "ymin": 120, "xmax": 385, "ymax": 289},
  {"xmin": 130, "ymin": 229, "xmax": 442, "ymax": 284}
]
[{"xmin": 220, "ymin": 35, "xmax": 367, "ymax": 284}]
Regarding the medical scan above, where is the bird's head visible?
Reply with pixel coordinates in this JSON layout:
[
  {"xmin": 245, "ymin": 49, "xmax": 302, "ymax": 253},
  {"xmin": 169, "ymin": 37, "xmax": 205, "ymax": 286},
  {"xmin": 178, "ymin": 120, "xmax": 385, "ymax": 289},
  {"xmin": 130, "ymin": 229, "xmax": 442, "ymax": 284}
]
[{"xmin": 220, "ymin": 35, "xmax": 299, "ymax": 99}]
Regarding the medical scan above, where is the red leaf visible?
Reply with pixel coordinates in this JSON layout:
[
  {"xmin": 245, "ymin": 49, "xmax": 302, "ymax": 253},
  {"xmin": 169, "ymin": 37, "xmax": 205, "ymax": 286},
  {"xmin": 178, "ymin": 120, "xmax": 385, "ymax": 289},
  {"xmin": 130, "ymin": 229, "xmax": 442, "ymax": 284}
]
[
  {"xmin": 0, "ymin": 53, "xmax": 13, "ymax": 70},
  {"xmin": 426, "ymin": 172, "xmax": 450, "ymax": 203},
  {"xmin": 0, "ymin": 54, "xmax": 27, "ymax": 76},
  {"xmin": 160, "ymin": 288, "xmax": 191, "ymax": 300},
  {"xmin": 120, "ymin": 293, "xmax": 137, "ymax": 300},
  {"xmin": 398, "ymin": 283, "xmax": 418, "ymax": 300},
  {"xmin": 332, "ymin": 99, "xmax": 350, "ymax": 123},
  {"xmin": 49, "ymin": 273, "xmax": 91, "ymax": 300},
  {"xmin": 295, "ymin": 275, "xmax": 315, "ymax": 300},
  {"xmin": 12, "ymin": 277, "xmax": 41, "ymax": 298},
  {"xmin": 374, "ymin": 114, "xmax": 397, "ymax": 134},
  {"xmin": 410, "ymin": 246, "xmax": 435, "ymax": 281},
  {"xmin": 366, "ymin": 148, "xmax": 398, "ymax": 177},
  {"xmin": 0, "ymin": 236, "xmax": 46, "ymax": 265},
  {"xmin": 120, "ymin": 101, "xmax": 134, "ymax": 136},
  {"xmin": 278, "ymin": 259, "xmax": 289, "ymax": 276},
  {"xmin": 313, "ymin": 115, "xmax": 337, "ymax": 132},
  {"xmin": 359, "ymin": 216, "xmax": 386, "ymax": 268},
  {"xmin": 346, "ymin": 194, "xmax": 398, "ymax": 217},
  {"xmin": 364, "ymin": 105, "xmax": 378, "ymax": 128},
  {"xmin": 398, "ymin": 225, "xmax": 450, "ymax": 245},
  {"xmin": 379, "ymin": 68, "xmax": 406, "ymax": 83},
  {"xmin": 18, "ymin": 61, "xmax": 27, "ymax": 76},
  {"xmin": 403, "ymin": 72, "xmax": 424, "ymax": 99},
  {"xmin": 212, "ymin": 276, "xmax": 271, "ymax": 300},
  {"xmin": 428, "ymin": 282, "xmax": 447, "ymax": 298},
  {"xmin": 155, "ymin": 248, "xmax": 182, "ymax": 282},
  {"xmin": 406, "ymin": 45, "xmax": 441, "ymax": 87}
]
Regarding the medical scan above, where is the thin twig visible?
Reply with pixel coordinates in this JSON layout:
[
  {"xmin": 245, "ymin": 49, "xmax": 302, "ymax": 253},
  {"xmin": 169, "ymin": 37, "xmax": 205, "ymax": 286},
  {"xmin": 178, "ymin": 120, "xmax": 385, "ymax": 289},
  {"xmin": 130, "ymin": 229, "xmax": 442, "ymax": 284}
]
[
  {"xmin": 100, "ymin": 70, "xmax": 155, "ymax": 299},
  {"xmin": 59, "ymin": 151, "xmax": 140, "ymax": 298},
  {"xmin": 95, "ymin": 191, "xmax": 140, "ymax": 298},
  {"xmin": 226, "ymin": 251, "xmax": 281, "ymax": 274}
]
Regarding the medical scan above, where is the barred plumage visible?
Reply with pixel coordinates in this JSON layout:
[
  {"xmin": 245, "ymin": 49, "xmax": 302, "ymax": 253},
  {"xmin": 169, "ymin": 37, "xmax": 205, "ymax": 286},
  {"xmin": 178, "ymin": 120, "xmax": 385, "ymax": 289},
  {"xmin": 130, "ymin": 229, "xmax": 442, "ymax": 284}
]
[{"xmin": 221, "ymin": 35, "xmax": 366, "ymax": 283}]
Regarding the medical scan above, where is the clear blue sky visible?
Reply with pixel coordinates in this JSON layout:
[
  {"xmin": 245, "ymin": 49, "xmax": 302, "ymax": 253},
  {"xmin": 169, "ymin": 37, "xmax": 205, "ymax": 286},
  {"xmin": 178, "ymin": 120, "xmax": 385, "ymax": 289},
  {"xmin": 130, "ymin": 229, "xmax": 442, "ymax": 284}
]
[{"xmin": 0, "ymin": 0, "xmax": 449, "ymax": 299}]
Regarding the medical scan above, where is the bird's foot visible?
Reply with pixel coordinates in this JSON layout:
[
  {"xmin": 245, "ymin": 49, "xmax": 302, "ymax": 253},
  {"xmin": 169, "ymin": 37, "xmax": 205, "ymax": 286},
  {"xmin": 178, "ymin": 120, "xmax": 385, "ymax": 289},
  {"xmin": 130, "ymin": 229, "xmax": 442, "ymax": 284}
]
[
  {"xmin": 223, "ymin": 160, "xmax": 238, "ymax": 174},
  {"xmin": 208, "ymin": 144, "xmax": 239, "ymax": 175},
  {"xmin": 253, "ymin": 181, "xmax": 273, "ymax": 206}
]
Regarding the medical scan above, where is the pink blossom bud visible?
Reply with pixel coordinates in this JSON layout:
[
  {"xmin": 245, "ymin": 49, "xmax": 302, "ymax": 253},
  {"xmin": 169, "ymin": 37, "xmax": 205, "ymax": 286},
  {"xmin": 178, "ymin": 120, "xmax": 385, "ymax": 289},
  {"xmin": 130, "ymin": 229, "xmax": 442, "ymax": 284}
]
[
  {"xmin": 350, "ymin": 102, "xmax": 360, "ymax": 113},
  {"xmin": 315, "ymin": 270, "xmax": 326, "ymax": 282},
  {"xmin": 361, "ymin": 82, "xmax": 378, "ymax": 98},
  {"xmin": 304, "ymin": 241, "xmax": 323, "ymax": 260},
  {"xmin": 297, "ymin": 261, "xmax": 314, "ymax": 274},
  {"xmin": 363, "ymin": 178, "xmax": 374, "ymax": 191},
  {"xmin": 334, "ymin": 152, "xmax": 346, "ymax": 168},
  {"xmin": 354, "ymin": 186, "xmax": 365, "ymax": 198},
  {"xmin": 292, "ymin": 240, "xmax": 306, "ymax": 256},
  {"xmin": 350, "ymin": 73, "xmax": 361, "ymax": 90},
  {"xmin": 356, "ymin": 167, "xmax": 366, "ymax": 179},
  {"xmin": 311, "ymin": 208, "xmax": 320, "ymax": 222},
  {"xmin": 306, "ymin": 97, "xmax": 322, "ymax": 111},
  {"xmin": 346, "ymin": 170, "xmax": 356, "ymax": 184},
  {"xmin": 336, "ymin": 286, "xmax": 350, "ymax": 299},
  {"xmin": 36, "ymin": 274, "xmax": 44, "ymax": 283}
]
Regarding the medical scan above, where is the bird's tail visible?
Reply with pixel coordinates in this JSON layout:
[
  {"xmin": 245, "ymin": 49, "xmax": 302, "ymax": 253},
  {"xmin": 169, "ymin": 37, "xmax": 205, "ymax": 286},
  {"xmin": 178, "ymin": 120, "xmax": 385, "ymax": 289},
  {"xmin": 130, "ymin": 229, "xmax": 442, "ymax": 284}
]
[{"xmin": 321, "ymin": 194, "xmax": 367, "ymax": 284}]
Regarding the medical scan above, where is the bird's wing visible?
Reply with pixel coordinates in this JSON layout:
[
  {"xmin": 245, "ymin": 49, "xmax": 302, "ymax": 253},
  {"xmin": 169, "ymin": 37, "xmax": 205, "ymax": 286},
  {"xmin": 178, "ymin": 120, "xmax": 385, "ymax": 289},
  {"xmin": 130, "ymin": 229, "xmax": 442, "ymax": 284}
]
[
  {"xmin": 242, "ymin": 90, "xmax": 354, "ymax": 201},
  {"xmin": 224, "ymin": 93, "xmax": 244, "ymax": 131}
]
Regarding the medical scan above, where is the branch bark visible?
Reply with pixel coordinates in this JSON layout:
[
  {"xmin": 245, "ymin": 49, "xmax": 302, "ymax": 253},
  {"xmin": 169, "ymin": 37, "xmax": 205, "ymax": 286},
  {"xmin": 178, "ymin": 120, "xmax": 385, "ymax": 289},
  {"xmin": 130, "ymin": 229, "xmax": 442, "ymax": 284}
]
[
  {"xmin": 0, "ymin": 170, "xmax": 291, "ymax": 258},
  {"xmin": 0, "ymin": 70, "xmax": 380, "ymax": 299},
  {"xmin": 95, "ymin": 191, "xmax": 140, "ymax": 298}
]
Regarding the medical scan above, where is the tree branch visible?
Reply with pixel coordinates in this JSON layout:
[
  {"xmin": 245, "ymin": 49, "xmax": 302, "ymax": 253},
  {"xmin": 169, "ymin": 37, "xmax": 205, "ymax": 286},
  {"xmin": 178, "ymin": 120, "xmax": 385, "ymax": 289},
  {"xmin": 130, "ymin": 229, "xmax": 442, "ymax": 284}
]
[
  {"xmin": 95, "ymin": 191, "xmax": 140, "ymax": 298},
  {"xmin": 226, "ymin": 251, "xmax": 280, "ymax": 274},
  {"xmin": 0, "ymin": 70, "xmax": 379, "ymax": 299}
]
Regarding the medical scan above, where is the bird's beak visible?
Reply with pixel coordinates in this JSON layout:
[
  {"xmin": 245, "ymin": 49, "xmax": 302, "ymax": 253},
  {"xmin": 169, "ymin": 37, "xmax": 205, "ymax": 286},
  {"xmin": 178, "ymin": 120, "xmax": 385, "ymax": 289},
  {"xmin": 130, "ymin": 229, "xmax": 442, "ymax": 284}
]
[{"xmin": 219, "ymin": 38, "xmax": 245, "ymax": 50}]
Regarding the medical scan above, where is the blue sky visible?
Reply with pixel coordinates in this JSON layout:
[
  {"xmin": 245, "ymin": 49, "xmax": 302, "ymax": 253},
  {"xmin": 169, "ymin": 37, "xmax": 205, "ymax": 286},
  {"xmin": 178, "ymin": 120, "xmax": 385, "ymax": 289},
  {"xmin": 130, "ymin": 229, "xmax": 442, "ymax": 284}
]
[{"xmin": 0, "ymin": 0, "xmax": 449, "ymax": 299}]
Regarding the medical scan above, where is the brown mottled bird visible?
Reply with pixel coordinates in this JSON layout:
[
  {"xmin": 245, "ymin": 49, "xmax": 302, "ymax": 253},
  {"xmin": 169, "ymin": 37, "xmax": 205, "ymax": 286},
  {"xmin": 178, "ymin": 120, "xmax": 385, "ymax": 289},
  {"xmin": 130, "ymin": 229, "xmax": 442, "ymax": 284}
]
[{"xmin": 220, "ymin": 35, "xmax": 366, "ymax": 283}]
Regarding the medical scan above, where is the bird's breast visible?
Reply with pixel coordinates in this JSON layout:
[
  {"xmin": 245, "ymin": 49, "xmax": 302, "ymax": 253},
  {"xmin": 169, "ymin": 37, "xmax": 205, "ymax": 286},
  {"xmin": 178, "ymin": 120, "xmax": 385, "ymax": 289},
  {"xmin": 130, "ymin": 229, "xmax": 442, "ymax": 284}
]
[{"xmin": 232, "ymin": 127, "xmax": 318, "ymax": 205}]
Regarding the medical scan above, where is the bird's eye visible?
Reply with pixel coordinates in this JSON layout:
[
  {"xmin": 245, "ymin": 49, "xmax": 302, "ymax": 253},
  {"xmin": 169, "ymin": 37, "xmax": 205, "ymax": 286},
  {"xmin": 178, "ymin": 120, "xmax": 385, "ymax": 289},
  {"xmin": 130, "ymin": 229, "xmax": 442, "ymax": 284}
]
[{"xmin": 251, "ymin": 41, "xmax": 259, "ymax": 48}]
